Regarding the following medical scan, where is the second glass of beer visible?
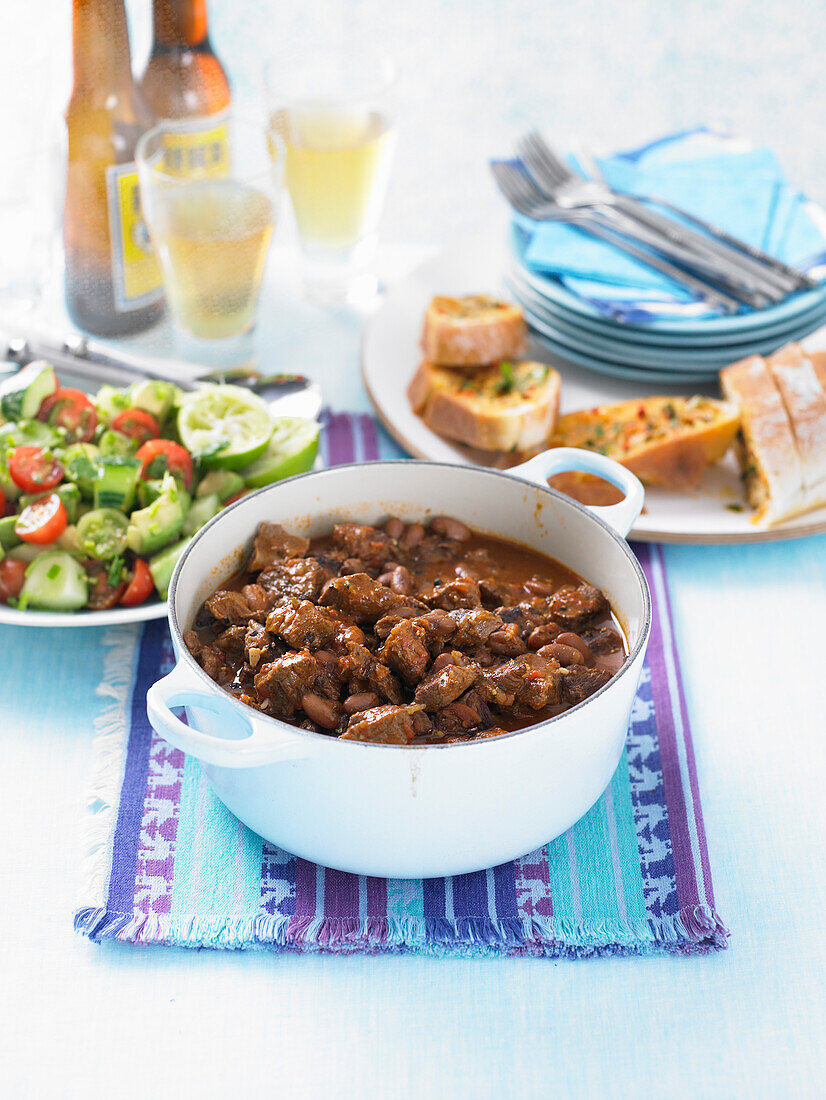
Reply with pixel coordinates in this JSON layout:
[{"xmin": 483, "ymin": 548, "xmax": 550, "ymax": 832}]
[
  {"xmin": 136, "ymin": 114, "xmax": 281, "ymax": 366},
  {"xmin": 265, "ymin": 46, "xmax": 397, "ymax": 306}
]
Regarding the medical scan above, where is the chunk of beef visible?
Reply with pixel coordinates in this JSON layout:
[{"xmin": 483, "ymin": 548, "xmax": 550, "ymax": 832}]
[
  {"xmin": 341, "ymin": 704, "xmax": 416, "ymax": 745},
  {"xmin": 546, "ymin": 584, "xmax": 608, "ymax": 630},
  {"xmin": 581, "ymin": 625, "xmax": 623, "ymax": 655},
  {"xmin": 331, "ymin": 523, "xmax": 396, "ymax": 569},
  {"xmin": 214, "ymin": 625, "xmax": 246, "ymax": 660},
  {"xmin": 244, "ymin": 621, "xmax": 276, "ymax": 670},
  {"xmin": 338, "ymin": 641, "xmax": 403, "ymax": 704},
  {"xmin": 247, "ymin": 522, "xmax": 310, "ymax": 572},
  {"xmin": 254, "ymin": 650, "xmax": 317, "ymax": 715},
  {"xmin": 478, "ymin": 653, "xmax": 562, "ymax": 709},
  {"xmin": 258, "ymin": 557, "xmax": 330, "ymax": 601},
  {"xmin": 380, "ymin": 619, "xmax": 432, "ymax": 685},
  {"xmin": 448, "ymin": 608, "xmax": 505, "ymax": 647},
  {"xmin": 204, "ymin": 585, "xmax": 278, "ymax": 625},
  {"xmin": 373, "ymin": 608, "xmax": 423, "ymax": 639},
  {"xmin": 433, "ymin": 689, "xmax": 491, "ymax": 733},
  {"xmin": 185, "ymin": 630, "xmax": 231, "ymax": 683},
  {"xmin": 320, "ymin": 573, "xmax": 406, "ymax": 623},
  {"xmin": 561, "ymin": 665, "xmax": 613, "ymax": 704},
  {"xmin": 414, "ymin": 662, "xmax": 479, "ymax": 710},
  {"xmin": 266, "ymin": 599, "xmax": 339, "ymax": 650},
  {"xmin": 487, "ymin": 623, "xmax": 527, "ymax": 656},
  {"xmin": 480, "ymin": 578, "xmax": 525, "ymax": 608},
  {"xmin": 419, "ymin": 577, "xmax": 482, "ymax": 611}
]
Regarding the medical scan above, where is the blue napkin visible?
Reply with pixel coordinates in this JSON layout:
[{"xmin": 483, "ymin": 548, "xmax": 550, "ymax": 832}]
[{"xmin": 515, "ymin": 129, "xmax": 826, "ymax": 320}]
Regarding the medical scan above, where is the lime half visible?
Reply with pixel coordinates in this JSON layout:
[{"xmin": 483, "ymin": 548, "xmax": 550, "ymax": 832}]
[
  {"xmin": 241, "ymin": 417, "xmax": 320, "ymax": 488},
  {"xmin": 178, "ymin": 385, "xmax": 273, "ymax": 470}
]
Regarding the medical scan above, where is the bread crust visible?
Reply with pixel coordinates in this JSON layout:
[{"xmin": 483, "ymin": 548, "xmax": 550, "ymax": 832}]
[
  {"xmin": 766, "ymin": 343, "xmax": 826, "ymax": 507},
  {"xmin": 407, "ymin": 360, "xmax": 560, "ymax": 452},
  {"xmin": 550, "ymin": 395, "xmax": 739, "ymax": 490},
  {"xmin": 421, "ymin": 295, "xmax": 527, "ymax": 367}
]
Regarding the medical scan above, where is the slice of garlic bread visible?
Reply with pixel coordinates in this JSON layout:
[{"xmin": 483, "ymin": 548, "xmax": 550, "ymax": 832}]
[
  {"xmin": 408, "ymin": 359, "xmax": 560, "ymax": 452},
  {"xmin": 421, "ymin": 295, "xmax": 527, "ymax": 367},
  {"xmin": 720, "ymin": 355, "xmax": 806, "ymax": 524},
  {"xmin": 767, "ymin": 343, "xmax": 826, "ymax": 509},
  {"xmin": 550, "ymin": 395, "xmax": 740, "ymax": 490}
]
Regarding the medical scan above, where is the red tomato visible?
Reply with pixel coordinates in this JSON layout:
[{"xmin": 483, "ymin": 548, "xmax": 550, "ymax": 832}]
[
  {"xmin": 135, "ymin": 439, "xmax": 194, "ymax": 488},
  {"xmin": 8, "ymin": 446, "xmax": 63, "ymax": 492},
  {"xmin": 120, "ymin": 558, "xmax": 154, "ymax": 607},
  {"xmin": 111, "ymin": 408, "xmax": 161, "ymax": 445},
  {"xmin": 14, "ymin": 493, "xmax": 68, "ymax": 545},
  {"xmin": 0, "ymin": 487, "xmax": 6, "ymax": 517},
  {"xmin": 224, "ymin": 490, "xmax": 249, "ymax": 506},
  {"xmin": 85, "ymin": 562, "xmax": 127, "ymax": 610},
  {"xmin": 38, "ymin": 387, "xmax": 97, "ymax": 443},
  {"xmin": 0, "ymin": 558, "xmax": 26, "ymax": 602}
]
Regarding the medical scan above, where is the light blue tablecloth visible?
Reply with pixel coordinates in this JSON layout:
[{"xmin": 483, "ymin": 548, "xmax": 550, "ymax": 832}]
[{"xmin": 3, "ymin": 246, "xmax": 825, "ymax": 1098}]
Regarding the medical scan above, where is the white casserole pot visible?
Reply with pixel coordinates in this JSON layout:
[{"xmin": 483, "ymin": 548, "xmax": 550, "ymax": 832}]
[{"xmin": 146, "ymin": 449, "xmax": 650, "ymax": 878}]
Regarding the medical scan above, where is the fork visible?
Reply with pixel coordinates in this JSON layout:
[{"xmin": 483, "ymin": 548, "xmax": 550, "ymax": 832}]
[
  {"xmin": 518, "ymin": 131, "xmax": 803, "ymax": 301},
  {"xmin": 491, "ymin": 162, "xmax": 742, "ymax": 314}
]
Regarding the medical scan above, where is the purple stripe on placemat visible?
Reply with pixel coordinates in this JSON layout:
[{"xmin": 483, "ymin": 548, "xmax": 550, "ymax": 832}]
[
  {"xmin": 106, "ymin": 620, "xmax": 168, "ymax": 920},
  {"xmin": 492, "ymin": 862, "xmax": 520, "ymax": 919},
  {"xmin": 638, "ymin": 544, "xmax": 705, "ymax": 914},
  {"xmin": 324, "ymin": 868, "xmax": 360, "ymax": 918},
  {"xmin": 452, "ymin": 871, "xmax": 490, "ymax": 919},
  {"xmin": 365, "ymin": 876, "xmax": 387, "ymax": 919},
  {"xmin": 292, "ymin": 857, "xmax": 319, "ymax": 938},
  {"xmin": 358, "ymin": 413, "xmax": 381, "ymax": 461},
  {"xmin": 323, "ymin": 411, "xmax": 356, "ymax": 466}
]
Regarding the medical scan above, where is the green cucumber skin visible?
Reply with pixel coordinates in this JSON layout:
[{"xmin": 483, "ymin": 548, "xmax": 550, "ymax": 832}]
[
  {"xmin": 196, "ymin": 469, "xmax": 244, "ymax": 503},
  {"xmin": 20, "ymin": 551, "xmax": 88, "ymax": 611},
  {"xmin": 94, "ymin": 457, "xmax": 141, "ymax": 511},
  {"xmin": 149, "ymin": 538, "xmax": 189, "ymax": 600},
  {"xmin": 126, "ymin": 493, "xmax": 184, "ymax": 556},
  {"xmin": 0, "ymin": 362, "xmax": 58, "ymax": 422},
  {"xmin": 129, "ymin": 380, "xmax": 180, "ymax": 424},
  {"xmin": 0, "ymin": 515, "xmax": 21, "ymax": 551},
  {"xmin": 183, "ymin": 493, "xmax": 221, "ymax": 536}
]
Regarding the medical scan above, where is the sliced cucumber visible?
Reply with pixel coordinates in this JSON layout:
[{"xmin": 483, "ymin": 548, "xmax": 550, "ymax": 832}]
[
  {"xmin": 126, "ymin": 480, "xmax": 185, "ymax": 555},
  {"xmin": 0, "ymin": 361, "xmax": 58, "ymax": 422},
  {"xmin": 0, "ymin": 418, "xmax": 64, "ymax": 452},
  {"xmin": 7, "ymin": 542, "xmax": 45, "ymax": 565},
  {"xmin": 56, "ymin": 525, "xmax": 82, "ymax": 555},
  {"xmin": 182, "ymin": 492, "xmax": 221, "ymax": 536},
  {"xmin": 61, "ymin": 442, "xmax": 100, "ymax": 499},
  {"xmin": 94, "ymin": 456, "xmax": 142, "ymax": 511},
  {"xmin": 149, "ymin": 538, "xmax": 189, "ymax": 600},
  {"xmin": 196, "ymin": 469, "xmax": 244, "ymax": 503},
  {"xmin": 241, "ymin": 417, "xmax": 320, "ymax": 488},
  {"xmin": 98, "ymin": 428, "xmax": 138, "ymax": 458},
  {"xmin": 20, "ymin": 551, "xmax": 88, "ymax": 611},
  {"xmin": 94, "ymin": 384, "xmax": 132, "ymax": 426},
  {"xmin": 77, "ymin": 508, "xmax": 129, "ymax": 560}
]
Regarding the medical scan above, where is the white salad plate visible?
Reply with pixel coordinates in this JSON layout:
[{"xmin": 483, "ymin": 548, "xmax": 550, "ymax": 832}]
[
  {"xmin": 361, "ymin": 226, "xmax": 826, "ymax": 544},
  {"xmin": 0, "ymin": 599, "xmax": 167, "ymax": 629}
]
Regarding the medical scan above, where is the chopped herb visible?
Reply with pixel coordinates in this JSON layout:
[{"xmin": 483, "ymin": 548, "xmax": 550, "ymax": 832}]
[
  {"xmin": 107, "ymin": 555, "xmax": 125, "ymax": 587},
  {"xmin": 725, "ymin": 503, "xmax": 744, "ymax": 512},
  {"xmin": 495, "ymin": 362, "xmax": 515, "ymax": 394},
  {"xmin": 47, "ymin": 564, "xmax": 61, "ymax": 580},
  {"xmin": 664, "ymin": 403, "xmax": 677, "ymax": 421},
  {"xmin": 593, "ymin": 424, "xmax": 605, "ymax": 438}
]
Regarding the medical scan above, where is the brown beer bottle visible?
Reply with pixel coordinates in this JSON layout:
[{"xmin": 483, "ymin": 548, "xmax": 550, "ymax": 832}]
[
  {"xmin": 64, "ymin": 0, "xmax": 163, "ymax": 335},
  {"xmin": 140, "ymin": 1, "xmax": 231, "ymax": 120}
]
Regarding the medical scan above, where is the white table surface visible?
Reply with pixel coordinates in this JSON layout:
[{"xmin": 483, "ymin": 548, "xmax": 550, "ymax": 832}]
[{"xmin": 2, "ymin": 245, "xmax": 826, "ymax": 1099}]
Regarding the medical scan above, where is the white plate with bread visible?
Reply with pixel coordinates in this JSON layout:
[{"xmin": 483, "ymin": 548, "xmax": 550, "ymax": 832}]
[{"xmin": 362, "ymin": 229, "xmax": 826, "ymax": 543}]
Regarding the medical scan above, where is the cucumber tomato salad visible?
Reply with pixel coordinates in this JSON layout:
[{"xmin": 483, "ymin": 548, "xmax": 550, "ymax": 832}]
[{"xmin": 0, "ymin": 361, "xmax": 319, "ymax": 614}]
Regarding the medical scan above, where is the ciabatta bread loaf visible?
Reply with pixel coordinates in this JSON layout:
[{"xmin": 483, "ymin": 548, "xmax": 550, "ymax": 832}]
[
  {"xmin": 766, "ymin": 343, "xmax": 826, "ymax": 510},
  {"xmin": 421, "ymin": 295, "xmax": 526, "ymax": 367}
]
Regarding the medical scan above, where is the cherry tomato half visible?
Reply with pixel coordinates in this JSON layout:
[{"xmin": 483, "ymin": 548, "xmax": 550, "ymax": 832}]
[
  {"xmin": 0, "ymin": 487, "xmax": 6, "ymax": 517},
  {"xmin": 111, "ymin": 408, "xmax": 161, "ymax": 445},
  {"xmin": 119, "ymin": 557, "xmax": 154, "ymax": 607},
  {"xmin": 0, "ymin": 558, "xmax": 26, "ymax": 603},
  {"xmin": 135, "ymin": 439, "xmax": 194, "ymax": 489},
  {"xmin": 8, "ymin": 446, "xmax": 63, "ymax": 493},
  {"xmin": 85, "ymin": 562, "xmax": 127, "ymax": 610},
  {"xmin": 38, "ymin": 387, "xmax": 97, "ymax": 443},
  {"xmin": 14, "ymin": 493, "xmax": 67, "ymax": 545},
  {"xmin": 224, "ymin": 490, "xmax": 249, "ymax": 506}
]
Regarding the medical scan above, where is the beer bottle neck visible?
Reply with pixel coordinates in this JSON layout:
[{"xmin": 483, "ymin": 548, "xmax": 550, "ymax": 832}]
[
  {"xmin": 152, "ymin": 0, "xmax": 210, "ymax": 49},
  {"xmin": 71, "ymin": 0, "xmax": 135, "ymax": 95}
]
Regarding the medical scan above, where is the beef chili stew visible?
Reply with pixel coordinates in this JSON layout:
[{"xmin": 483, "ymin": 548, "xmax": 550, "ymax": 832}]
[{"xmin": 185, "ymin": 517, "xmax": 627, "ymax": 745}]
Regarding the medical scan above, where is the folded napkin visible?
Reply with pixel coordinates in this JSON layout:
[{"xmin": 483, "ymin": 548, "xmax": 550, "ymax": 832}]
[
  {"xmin": 514, "ymin": 127, "xmax": 826, "ymax": 321},
  {"xmin": 75, "ymin": 412, "xmax": 728, "ymax": 957}
]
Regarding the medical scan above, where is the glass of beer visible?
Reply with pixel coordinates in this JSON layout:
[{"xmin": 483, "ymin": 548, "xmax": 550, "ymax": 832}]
[
  {"xmin": 265, "ymin": 46, "xmax": 397, "ymax": 306},
  {"xmin": 136, "ymin": 114, "xmax": 282, "ymax": 365}
]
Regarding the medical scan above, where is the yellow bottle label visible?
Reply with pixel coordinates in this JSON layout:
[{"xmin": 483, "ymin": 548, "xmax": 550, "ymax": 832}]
[
  {"xmin": 159, "ymin": 120, "xmax": 230, "ymax": 179},
  {"xmin": 106, "ymin": 163, "xmax": 163, "ymax": 311}
]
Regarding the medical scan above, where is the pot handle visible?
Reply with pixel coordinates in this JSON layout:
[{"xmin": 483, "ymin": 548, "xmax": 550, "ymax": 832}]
[
  {"xmin": 146, "ymin": 662, "xmax": 313, "ymax": 769},
  {"xmin": 511, "ymin": 447, "xmax": 645, "ymax": 538}
]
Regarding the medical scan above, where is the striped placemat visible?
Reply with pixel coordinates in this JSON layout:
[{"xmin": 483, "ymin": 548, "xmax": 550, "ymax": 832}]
[{"xmin": 75, "ymin": 412, "xmax": 728, "ymax": 957}]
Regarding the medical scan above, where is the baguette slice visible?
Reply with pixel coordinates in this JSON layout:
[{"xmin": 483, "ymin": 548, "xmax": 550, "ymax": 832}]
[
  {"xmin": 550, "ymin": 395, "xmax": 740, "ymax": 489},
  {"xmin": 408, "ymin": 359, "xmax": 560, "ymax": 452},
  {"xmin": 766, "ymin": 343, "xmax": 826, "ymax": 508},
  {"xmin": 720, "ymin": 355, "xmax": 806, "ymax": 524},
  {"xmin": 421, "ymin": 295, "xmax": 527, "ymax": 367}
]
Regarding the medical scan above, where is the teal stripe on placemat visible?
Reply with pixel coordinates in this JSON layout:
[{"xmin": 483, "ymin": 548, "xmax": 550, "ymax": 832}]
[
  {"xmin": 170, "ymin": 754, "xmax": 204, "ymax": 920},
  {"xmin": 609, "ymin": 751, "xmax": 651, "ymax": 935},
  {"xmin": 545, "ymin": 831, "xmax": 578, "ymax": 930},
  {"xmin": 571, "ymin": 789, "xmax": 623, "ymax": 930}
]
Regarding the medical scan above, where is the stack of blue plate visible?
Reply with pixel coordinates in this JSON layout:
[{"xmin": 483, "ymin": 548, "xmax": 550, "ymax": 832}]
[{"xmin": 505, "ymin": 226, "xmax": 826, "ymax": 384}]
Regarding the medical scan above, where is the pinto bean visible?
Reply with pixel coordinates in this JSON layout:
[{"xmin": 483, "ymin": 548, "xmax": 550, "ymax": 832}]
[
  {"xmin": 488, "ymin": 625, "xmax": 527, "ymax": 655},
  {"xmin": 384, "ymin": 516, "xmax": 404, "ymax": 540},
  {"xmin": 314, "ymin": 649, "xmax": 338, "ymax": 666},
  {"xmin": 430, "ymin": 516, "xmax": 471, "ymax": 541},
  {"xmin": 524, "ymin": 578, "xmax": 555, "ymax": 596},
  {"xmin": 555, "ymin": 632, "xmax": 594, "ymax": 666},
  {"xmin": 527, "ymin": 623, "xmax": 562, "ymax": 650},
  {"xmin": 426, "ymin": 609, "xmax": 456, "ymax": 637},
  {"xmin": 540, "ymin": 642, "xmax": 584, "ymax": 667},
  {"xmin": 390, "ymin": 566, "xmax": 413, "ymax": 595},
  {"xmin": 443, "ymin": 702, "xmax": 479, "ymax": 727},
  {"xmin": 343, "ymin": 691, "xmax": 381, "ymax": 715},
  {"xmin": 400, "ymin": 522, "xmax": 425, "ymax": 549},
  {"xmin": 430, "ymin": 652, "xmax": 455, "ymax": 673},
  {"xmin": 393, "ymin": 606, "xmax": 421, "ymax": 619},
  {"xmin": 412, "ymin": 710, "xmax": 432, "ymax": 734},
  {"xmin": 378, "ymin": 572, "xmax": 395, "ymax": 586},
  {"xmin": 301, "ymin": 692, "xmax": 342, "ymax": 729}
]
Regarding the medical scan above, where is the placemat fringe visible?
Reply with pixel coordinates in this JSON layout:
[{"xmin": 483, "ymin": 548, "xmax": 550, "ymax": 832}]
[{"xmin": 77, "ymin": 626, "xmax": 141, "ymax": 915}]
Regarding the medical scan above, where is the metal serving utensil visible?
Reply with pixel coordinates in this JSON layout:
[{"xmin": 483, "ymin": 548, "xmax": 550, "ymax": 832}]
[
  {"xmin": 491, "ymin": 161, "xmax": 742, "ymax": 314},
  {"xmin": 0, "ymin": 329, "xmax": 323, "ymax": 421}
]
